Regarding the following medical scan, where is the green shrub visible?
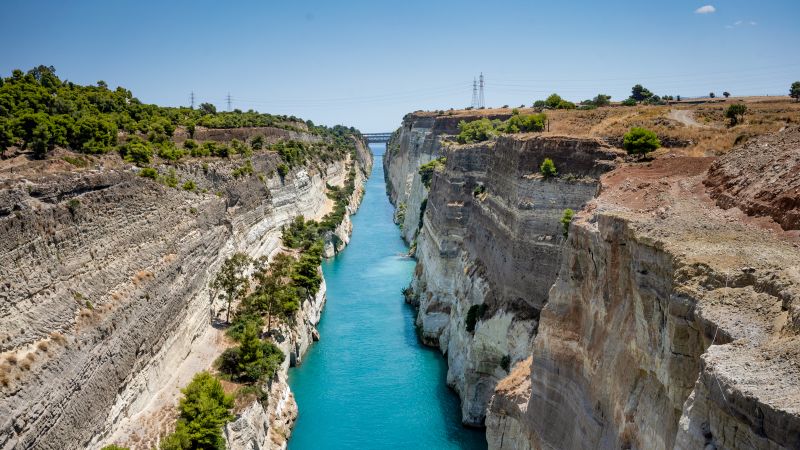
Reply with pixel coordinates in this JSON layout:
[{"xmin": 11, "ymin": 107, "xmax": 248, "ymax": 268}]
[
  {"xmin": 556, "ymin": 100, "xmax": 576, "ymax": 109},
  {"xmin": 231, "ymin": 139, "xmax": 252, "ymax": 157},
  {"xmin": 182, "ymin": 180, "xmax": 196, "ymax": 191},
  {"xmin": 101, "ymin": 446, "xmax": 130, "ymax": 450},
  {"xmin": 162, "ymin": 169, "xmax": 179, "ymax": 188},
  {"xmin": 457, "ymin": 118, "xmax": 496, "ymax": 144},
  {"xmin": 250, "ymin": 135, "xmax": 264, "ymax": 150},
  {"xmin": 623, "ymin": 127, "xmax": 661, "ymax": 155},
  {"xmin": 216, "ymin": 323, "xmax": 284, "ymax": 383},
  {"xmin": 621, "ymin": 98, "xmax": 637, "ymax": 107},
  {"xmin": 498, "ymin": 113, "xmax": 546, "ymax": 133},
  {"xmin": 139, "ymin": 167, "xmax": 158, "ymax": 179},
  {"xmin": 561, "ymin": 208, "xmax": 575, "ymax": 237},
  {"xmin": 277, "ymin": 163, "xmax": 289, "ymax": 177},
  {"xmin": 540, "ymin": 158, "xmax": 557, "ymax": 178},
  {"xmin": 418, "ymin": 157, "xmax": 446, "ymax": 188},
  {"xmin": 232, "ymin": 160, "xmax": 254, "ymax": 178},
  {"xmin": 157, "ymin": 141, "xmax": 184, "ymax": 161},
  {"xmin": 183, "ymin": 139, "xmax": 198, "ymax": 151},
  {"xmin": 725, "ymin": 104, "xmax": 747, "ymax": 126},
  {"xmin": 67, "ymin": 198, "xmax": 81, "ymax": 214},
  {"xmin": 119, "ymin": 138, "xmax": 153, "ymax": 165}
]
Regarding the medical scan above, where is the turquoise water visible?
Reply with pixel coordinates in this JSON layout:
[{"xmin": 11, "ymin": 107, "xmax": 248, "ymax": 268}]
[{"xmin": 288, "ymin": 144, "xmax": 487, "ymax": 450}]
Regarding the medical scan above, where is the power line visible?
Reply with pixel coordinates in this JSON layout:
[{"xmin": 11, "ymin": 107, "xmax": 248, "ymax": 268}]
[
  {"xmin": 190, "ymin": 91, "xmax": 195, "ymax": 109},
  {"xmin": 226, "ymin": 92, "xmax": 232, "ymax": 111}
]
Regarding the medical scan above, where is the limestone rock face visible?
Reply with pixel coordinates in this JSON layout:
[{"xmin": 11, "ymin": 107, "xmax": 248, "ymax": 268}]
[
  {"xmin": 487, "ymin": 154, "xmax": 800, "ymax": 450},
  {"xmin": 385, "ymin": 112, "xmax": 620, "ymax": 427},
  {"xmin": 0, "ymin": 135, "xmax": 372, "ymax": 450},
  {"xmin": 388, "ymin": 111, "xmax": 800, "ymax": 449}
]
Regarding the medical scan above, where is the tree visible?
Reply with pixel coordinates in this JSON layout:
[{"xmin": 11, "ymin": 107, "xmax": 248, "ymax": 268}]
[
  {"xmin": 217, "ymin": 323, "xmax": 284, "ymax": 382},
  {"xmin": 545, "ymin": 93, "xmax": 563, "ymax": 108},
  {"xmin": 676, "ymin": 95, "xmax": 682, "ymax": 101},
  {"xmin": 0, "ymin": 118, "xmax": 13, "ymax": 158},
  {"xmin": 723, "ymin": 91, "xmax": 731, "ymax": 98},
  {"xmin": 631, "ymin": 84, "xmax": 653, "ymax": 102},
  {"xmin": 725, "ymin": 104, "xmax": 747, "ymax": 126},
  {"xmin": 250, "ymin": 253, "xmax": 297, "ymax": 329},
  {"xmin": 560, "ymin": 209, "xmax": 575, "ymax": 237},
  {"xmin": 791, "ymin": 81, "xmax": 800, "ymax": 102},
  {"xmin": 540, "ymin": 158, "xmax": 557, "ymax": 178},
  {"xmin": 709, "ymin": 92, "xmax": 716, "ymax": 98},
  {"xmin": 211, "ymin": 253, "xmax": 251, "ymax": 323},
  {"xmin": 175, "ymin": 372, "xmax": 234, "ymax": 450},
  {"xmin": 199, "ymin": 102, "xmax": 217, "ymax": 115},
  {"xmin": 592, "ymin": 94, "xmax": 611, "ymax": 107},
  {"xmin": 623, "ymin": 127, "xmax": 661, "ymax": 156}
]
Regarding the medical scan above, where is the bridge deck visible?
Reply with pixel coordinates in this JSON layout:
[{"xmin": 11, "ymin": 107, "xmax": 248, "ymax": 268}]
[{"xmin": 363, "ymin": 132, "xmax": 393, "ymax": 143}]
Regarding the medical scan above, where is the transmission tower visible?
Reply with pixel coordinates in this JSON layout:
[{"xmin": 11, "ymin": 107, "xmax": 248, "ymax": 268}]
[
  {"xmin": 226, "ymin": 92, "xmax": 232, "ymax": 112},
  {"xmin": 479, "ymin": 73, "xmax": 485, "ymax": 108},
  {"xmin": 190, "ymin": 91, "xmax": 195, "ymax": 109},
  {"xmin": 471, "ymin": 77, "xmax": 478, "ymax": 108}
]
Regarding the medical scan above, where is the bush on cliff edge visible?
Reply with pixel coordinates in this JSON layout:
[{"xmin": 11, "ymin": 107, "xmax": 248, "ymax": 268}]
[{"xmin": 623, "ymin": 127, "xmax": 660, "ymax": 155}]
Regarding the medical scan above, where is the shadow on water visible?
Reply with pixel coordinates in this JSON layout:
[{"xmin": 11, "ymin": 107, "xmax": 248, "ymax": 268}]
[{"xmin": 287, "ymin": 144, "xmax": 487, "ymax": 450}]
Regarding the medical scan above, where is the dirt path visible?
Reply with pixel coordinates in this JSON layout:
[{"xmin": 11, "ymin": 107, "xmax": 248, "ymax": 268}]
[{"xmin": 668, "ymin": 109, "xmax": 710, "ymax": 128}]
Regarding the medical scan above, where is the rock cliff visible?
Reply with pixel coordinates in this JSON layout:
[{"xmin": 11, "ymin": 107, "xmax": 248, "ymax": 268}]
[
  {"xmin": 0, "ymin": 133, "xmax": 371, "ymax": 450},
  {"xmin": 386, "ymin": 112, "xmax": 800, "ymax": 449}
]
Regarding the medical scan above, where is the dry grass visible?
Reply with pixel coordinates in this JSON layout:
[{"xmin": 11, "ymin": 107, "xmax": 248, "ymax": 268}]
[
  {"xmin": 49, "ymin": 331, "xmax": 67, "ymax": 346},
  {"xmin": 132, "ymin": 270, "xmax": 154, "ymax": 285},
  {"xmin": 427, "ymin": 97, "xmax": 800, "ymax": 157}
]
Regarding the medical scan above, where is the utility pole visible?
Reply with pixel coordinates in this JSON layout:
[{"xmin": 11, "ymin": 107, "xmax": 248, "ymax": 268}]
[
  {"xmin": 479, "ymin": 73, "xmax": 485, "ymax": 109},
  {"xmin": 190, "ymin": 91, "xmax": 195, "ymax": 109},
  {"xmin": 471, "ymin": 77, "xmax": 478, "ymax": 108},
  {"xmin": 226, "ymin": 92, "xmax": 232, "ymax": 112}
]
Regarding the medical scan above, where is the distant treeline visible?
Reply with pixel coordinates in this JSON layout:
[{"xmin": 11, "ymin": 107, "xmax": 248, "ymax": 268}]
[{"xmin": 0, "ymin": 65, "xmax": 361, "ymax": 158}]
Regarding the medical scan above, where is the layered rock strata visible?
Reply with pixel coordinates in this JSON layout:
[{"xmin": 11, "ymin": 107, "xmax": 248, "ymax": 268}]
[
  {"xmin": 388, "ymin": 111, "xmax": 800, "ymax": 449},
  {"xmin": 485, "ymin": 146, "xmax": 800, "ymax": 449},
  {"xmin": 384, "ymin": 112, "xmax": 619, "ymax": 426},
  {"xmin": 0, "ymin": 135, "xmax": 371, "ymax": 450}
]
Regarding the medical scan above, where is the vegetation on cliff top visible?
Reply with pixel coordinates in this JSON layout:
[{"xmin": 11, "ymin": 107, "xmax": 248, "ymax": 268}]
[
  {"xmin": 0, "ymin": 65, "xmax": 362, "ymax": 160},
  {"xmin": 456, "ymin": 110, "xmax": 547, "ymax": 144}
]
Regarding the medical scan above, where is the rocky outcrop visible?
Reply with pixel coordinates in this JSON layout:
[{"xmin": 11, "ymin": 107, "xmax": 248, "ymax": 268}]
[
  {"xmin": 0, "ymin": 132, "xmax": 371, "ymax": 450},
  {"xmin": 705, "ymin": 125, "xmax": 800, "ymax": 231}
]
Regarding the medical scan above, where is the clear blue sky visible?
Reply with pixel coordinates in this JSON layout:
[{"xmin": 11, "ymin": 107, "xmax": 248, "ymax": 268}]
[{"xmin": 2, "ymin": 0, "xmax": 798, "ymax": 132}]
